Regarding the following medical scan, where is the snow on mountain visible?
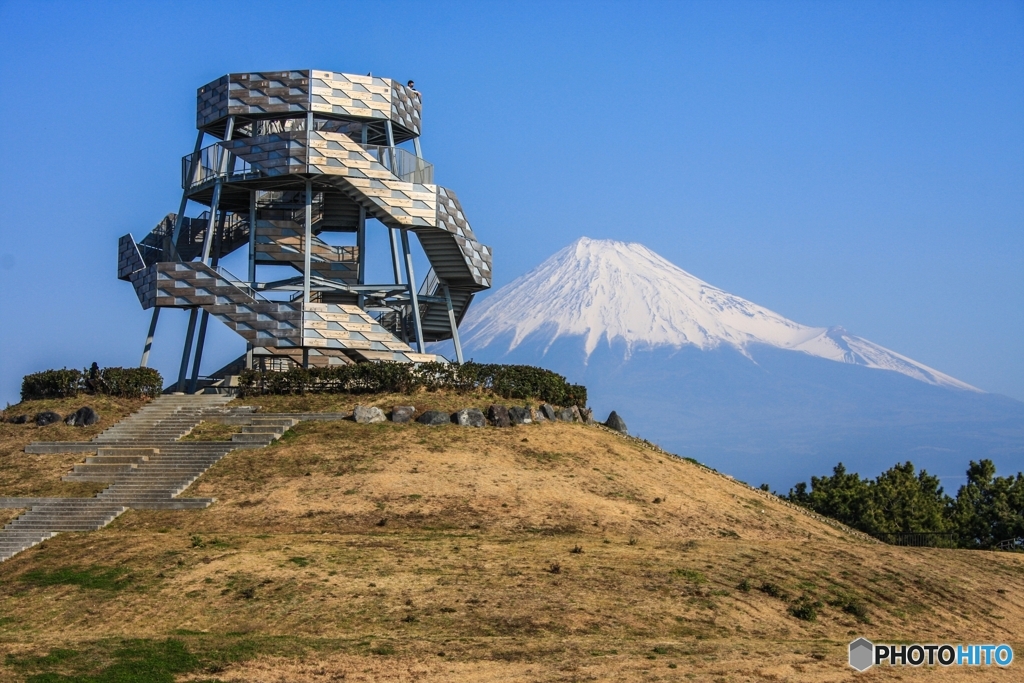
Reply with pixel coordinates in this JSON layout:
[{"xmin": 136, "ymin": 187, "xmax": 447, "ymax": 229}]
[{"xmin": 461, "ymin": 237, "xmax": 979, "ymax": 392}]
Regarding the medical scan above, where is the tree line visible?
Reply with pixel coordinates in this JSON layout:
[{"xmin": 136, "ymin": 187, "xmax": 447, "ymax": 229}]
[{"xmin": 780, "ymin": 459, "xmax": 1024, "ymax": 549}]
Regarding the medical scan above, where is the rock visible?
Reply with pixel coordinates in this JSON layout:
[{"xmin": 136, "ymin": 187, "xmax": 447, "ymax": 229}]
[
  {"xmin": 539, "ymin": 403, "xmax": 557, "ymax": 421},
  {"xmin": 353, "ymin": 405, "xmax": 386, "ymax": 424},
  {"xmin": 532, "ymin": 407, "xmax": 547, "ymax": 423},
  {"xmin": 580, "ymin": 407, "xmax": 595, "ymax": 424},
  {"xmin": 454, "ymin": 408, "xmax": 486, "ymax": 428},
  {"xmin": 487, "ymin": 404, "xmax": 511, "ymax": 427},
  {"xmin": 9, "ymin": 415, "xmax": 29, "ymax": 424},
  {"xmin": 570, "ymin": 406, "xmax": 582, "ymax": 423},
  {"xmin": 391, "ymin": 406, "xmax": 415, "ymax": 423},
  {"xmin": 64, "ymin": 406, "xmax": 99, "ymax": 427},
  {"xmin": 556, "ymin": 407, "xmax": 575, "ymax": 422},
  {"xmin": 508, "ymin": 407, "xmax": 532, "ymax": 425},
  {"xmin": 604, "ymin": 411, "xmax": 628, "ymax": 434},
  {"xmin": 34, "ymin": 411, "xmax": 62, "ymax": 427},
  {"xmin": 417, "ymin": 410, "xmax": 451, "ymax": 426}
]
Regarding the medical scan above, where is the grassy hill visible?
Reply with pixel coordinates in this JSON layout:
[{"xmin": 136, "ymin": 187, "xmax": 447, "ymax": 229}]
[{"xmin": 0, "ymin": 391, "xmax": 1021, "ymax": 682}]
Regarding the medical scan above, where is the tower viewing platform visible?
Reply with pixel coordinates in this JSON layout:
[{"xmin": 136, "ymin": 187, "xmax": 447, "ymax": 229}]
[{"xmin": 117, "ymin": 70, "xmax": 492, "ymax": 392}]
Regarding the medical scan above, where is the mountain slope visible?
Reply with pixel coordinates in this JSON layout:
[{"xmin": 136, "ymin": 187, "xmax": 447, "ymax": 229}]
[
  {"xmin": 462, "ymin": 237, "xmax": 977, "ymax": 391},
  {"xmin": 449, "ymin": 237, "xmax": 1024, "ymax": 489}
]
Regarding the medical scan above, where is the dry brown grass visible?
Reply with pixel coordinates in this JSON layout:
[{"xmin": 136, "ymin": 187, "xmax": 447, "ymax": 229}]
[
  {"xmin": 0, "ymin": 396, "xmax": 147, "ymax": 498},
  {"xmin": 0, "ymin": 390, "xmax": 1021, "ymax": 681}
]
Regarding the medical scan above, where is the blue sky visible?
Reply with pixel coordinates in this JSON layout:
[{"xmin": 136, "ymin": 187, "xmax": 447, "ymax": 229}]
[{"xmin": 0, "ymin": 0, "xmax": 1021, "ymax": 405}]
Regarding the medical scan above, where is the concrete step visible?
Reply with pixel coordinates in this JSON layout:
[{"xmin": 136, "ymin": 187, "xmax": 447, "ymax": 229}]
[
  {"xmin": 230, "ymin": 434, "xmax": 277, "ymax": 443},
  {"xmin": 73, "ymin": 463, "xmax": 137, "ymax": 474},
  {"xmin": 86, "ymin": 455, "xmax": 149, "ymax": 464},
  {"xmin": 240, "ymin": 426, "xmax": 286, "ymax": 434}
]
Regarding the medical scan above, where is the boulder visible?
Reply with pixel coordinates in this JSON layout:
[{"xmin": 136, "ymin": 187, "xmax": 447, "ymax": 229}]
[
  {"xmin": 391, "ymin": 406, "xmax": 416, "ymax": 423},
  {"xmin": 35, "ymin": 411, "xmax": 62, "ymax": 427},
  {"xmin": 417, "ymin": 410, "xmax": 451, "ymax": 426},
  {"xmin": 570, "ymin": 406, "xmax": 583, "ymax": 423},
  {"xmin": 539, "ymin": 403, "xmax": 557, "ymax": 421},
  {"xmin": 487, "ymin": 404, "xmax": 511, "ymax": 428},
  {"xmin": 604, "ymin": 411, "xmax": 628, "ymax": 434},
  {"xmin": 64, "ymin": 406, "xmax": 99, "ymax": 427},
  {"xmin": 454, "ymin": 408, "xmax": 486, "ymax": 428},
  {"xmin": 508, "ymin": 406, "xmax": 532, "ymax": 425},
  {"xmin": 532, "ymin": 407, "xmax": 547, "ymax": 423},
  {"xmin": 9, "ymin": 415, "xmax": 29, "ymax": 425},
  {"xmin": 353, "ymin": 405, "xmax": 386, "ymax": 424},
  {"xmin": 556, "ymin": 407, "xmax": 576, "ymax": 422},
  {"xmin": 579, "ymin": 407, "xmax": 595, "ymax": 424}
]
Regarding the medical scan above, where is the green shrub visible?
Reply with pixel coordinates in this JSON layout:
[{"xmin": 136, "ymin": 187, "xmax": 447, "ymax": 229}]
[
  {"xmin": 21, "ymin": 369, "xmax": 82, "ymax": 400},
  {"xmin": 788, "ymin": 597, "xmax": 822, "ymax": 621},
  {"xmin": 758, "ymin": 581, "xmax": 786, "ymax": 599},
  {"xmin": 238, "ymin": 361, "xmax": 587, "ymax": 408},
  {"xmin": 21, "ymin": 366, "xmax": 163, "ymax": 400},
  {"xmin": 96, "ymin": 367, "xmax": 163, "ymax": 398}
]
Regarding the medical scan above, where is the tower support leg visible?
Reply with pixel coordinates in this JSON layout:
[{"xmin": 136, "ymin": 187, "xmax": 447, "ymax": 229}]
[
  {"xmin": 400, "ymin": 229, "xmax": 425, "ymax": 354},
  {"xmin": 248, "ymin": 190, "xmax": 257, "ymax": 285},
  {"xmin": 356, "ymin": 205, "xmax": 366, "ymax": 308},
  {"xmin": 188, "ymin": 311, "xmax": 210, "ymax": 394},
  {"xmin": 442, "ymin": 284, "xmax": 464, "ymax": 365},
  {"xmin": 176, "ymin": 308, "xmax": 199, "ymax": 392},
  {"xmin": 140, "ymin": 307, "xmax": 160, "ymax": 367},
  {"xmin": 303, "ymin": 179, "xmax": 312, "ymax": 304}
]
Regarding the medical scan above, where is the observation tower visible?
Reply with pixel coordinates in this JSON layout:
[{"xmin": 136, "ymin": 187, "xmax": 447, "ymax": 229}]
[{"xmin": 117, "ymin": 70, "xmax": 492, "ymax": 392}]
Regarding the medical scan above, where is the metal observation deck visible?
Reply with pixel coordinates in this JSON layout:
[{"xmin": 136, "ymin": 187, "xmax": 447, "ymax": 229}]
[{"xmin": 117, "ymin": 70, "xmax": 492, "ymax": 392}]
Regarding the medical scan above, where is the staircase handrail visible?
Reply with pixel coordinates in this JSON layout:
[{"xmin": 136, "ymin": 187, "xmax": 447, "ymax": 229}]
[
  {"xmin": 359, "ymin": 144, "xmax": 434, "ymax": 184},
  {"xmin": 214, "ymin": 265, "xmax": 267, "ymax": 302},
  {"xmin": 182, "ymin": 143, "xmax": 259, "ymax": 190}
]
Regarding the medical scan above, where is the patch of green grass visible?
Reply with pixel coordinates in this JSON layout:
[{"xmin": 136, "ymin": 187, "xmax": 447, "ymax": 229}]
[
  {"xmin": 13, "ymin": 640, "xmax": 196, "ymax": 683},
  {"xmin": 673, "ymin": 569, "xmax": 708, "ymax": 584},
  {"xmin": 11, "ymin": 636, "xmax": 307, "ymax": 682},
  {"xmin": 288, "ymin": 556, "xmax": 310, "ymax": 568},
  {"xmin": 21, "ymin": 566, "xmax": 132, "ymax": 591}
]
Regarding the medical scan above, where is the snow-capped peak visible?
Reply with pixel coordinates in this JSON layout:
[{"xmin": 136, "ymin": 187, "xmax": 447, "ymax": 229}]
[{"xmin": 459, "ymin": 237, "xmax": 979, "ymax": 392}]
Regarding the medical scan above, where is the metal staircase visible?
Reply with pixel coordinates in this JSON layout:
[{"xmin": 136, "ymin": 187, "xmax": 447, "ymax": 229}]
[{"xmin": 117, "ymin": 70, "xmax": 493, "ymax": 377}]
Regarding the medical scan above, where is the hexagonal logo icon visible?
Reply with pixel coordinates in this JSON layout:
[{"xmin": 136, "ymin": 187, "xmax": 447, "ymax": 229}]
[{"xmin": 849, "ymin": 638, "xmax": 874, "ymax": 671}]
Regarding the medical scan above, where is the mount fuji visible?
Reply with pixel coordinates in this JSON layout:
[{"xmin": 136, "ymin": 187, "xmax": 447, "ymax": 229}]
[{"xmin": 440, "ymin": 237, "xmax": 1024, "ymax": 490}]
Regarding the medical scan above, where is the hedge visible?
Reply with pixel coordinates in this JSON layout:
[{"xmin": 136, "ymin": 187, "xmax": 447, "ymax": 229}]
[
  {"xmin": 238, "ymin": 361, "xmax": 588, "ymax": 408},
  {"xmin": 21, "ymin": 366, "xmax": 164, "ymax": 401}
]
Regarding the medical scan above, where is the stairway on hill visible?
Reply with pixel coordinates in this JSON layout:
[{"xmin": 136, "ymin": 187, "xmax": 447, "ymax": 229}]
[{"xmin": 1, "ymin": 394, "xmax": 341, "ymax": 563}]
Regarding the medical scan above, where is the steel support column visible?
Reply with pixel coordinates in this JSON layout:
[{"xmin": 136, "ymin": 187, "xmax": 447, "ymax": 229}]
[
  {"xmin": 442, "ymin": 284, "xmax": 464, "ymax": 365},
  {"xmin": 176, "ymin": 308, "xmax": 199, "ymax": 392},
  {"xmin": 389, "ymin": 229, "xmax": 403, "ymax": 285},
  {"xmin": 189, "ymin": 210, "xmax": 227, "ymax": 393},
  {"xmin": 200, "ymin": 116, "xmax": 234, "ymax": 265},
  {"xmin": 169, "ymin": 130, "xmax": 205, "ymax": 259},
  {"xmin": 187, "ymin": 311, "xmax": 211, "ymax": 394},
  {"xmin": 248, "ymin": 189, "xmax": 257, "ymax": 285},
  {"xmin": 140, "ymin": 307, "xmax": 160, "ymax": 367},
  {"xmin": 400, "ymin": 229, "xmax": 425, "ymax": 353},
  {"xmin": 303, "ymin": 178, "xmax": 312, "ymax": 304}
]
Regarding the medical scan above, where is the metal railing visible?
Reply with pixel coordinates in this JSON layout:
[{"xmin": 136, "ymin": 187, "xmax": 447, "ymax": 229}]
[
  {"xmin": 214, "ymin": 265, "xmax": 267, "ymax": 302},
  {"xmin": 182, "ymin": 144, "xmax": 259, "ymax": 189},
  {"xmin": 419, "ymin": 267, "xmax": 439, "ymax": 296},
  {"xmin": 359, "ymin": 144, "xmax": 434, "ymax": 184},
  {"xmin": 996, "ymin": 537, "xmax": 1023, "ymax": 551},
  {"xmin": 875, "ymin": 532, "xmax": 960, "ymax": 548}
]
